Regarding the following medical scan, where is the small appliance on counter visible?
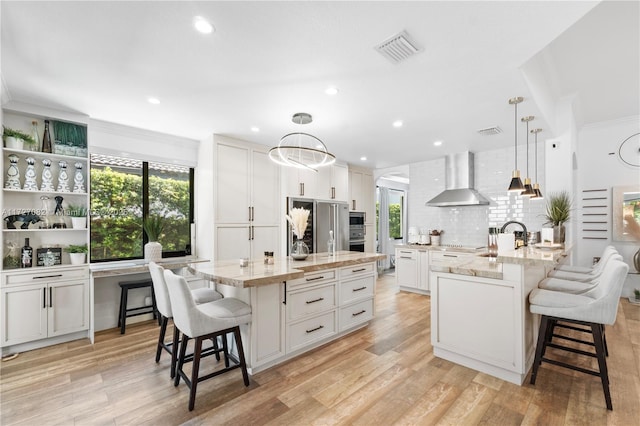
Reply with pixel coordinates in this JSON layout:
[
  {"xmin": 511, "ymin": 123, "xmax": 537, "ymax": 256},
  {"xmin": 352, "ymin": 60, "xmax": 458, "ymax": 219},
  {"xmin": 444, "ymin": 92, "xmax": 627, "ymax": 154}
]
[{"xmin": 408, "ymin": 227, "xmax": 419, "ymax": 244}]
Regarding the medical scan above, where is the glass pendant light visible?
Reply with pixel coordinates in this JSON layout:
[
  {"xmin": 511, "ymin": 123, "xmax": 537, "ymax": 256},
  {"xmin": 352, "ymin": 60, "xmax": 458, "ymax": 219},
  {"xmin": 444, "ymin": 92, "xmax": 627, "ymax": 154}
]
[
  {"xmin": 530, "ymin": 128, "xmax": 544, "ymax": 199},
  {"xmin": 507, "ymin": 97, "xmax": 525, "ymax": 193},
  {"xmin": 520, "ymin": 115, "xmax": 536, "ymax": 197}
]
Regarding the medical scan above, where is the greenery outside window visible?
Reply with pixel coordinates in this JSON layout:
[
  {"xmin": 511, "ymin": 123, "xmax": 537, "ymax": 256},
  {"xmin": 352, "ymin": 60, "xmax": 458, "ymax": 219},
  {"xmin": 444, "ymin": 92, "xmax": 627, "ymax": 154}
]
[
  {"xmin": 388, "ymin": 189, "xmax": 404, "ymax": 239},
  {"xmin": 90, "ymin": 154, "xmax": 193, "ymax": 262}
]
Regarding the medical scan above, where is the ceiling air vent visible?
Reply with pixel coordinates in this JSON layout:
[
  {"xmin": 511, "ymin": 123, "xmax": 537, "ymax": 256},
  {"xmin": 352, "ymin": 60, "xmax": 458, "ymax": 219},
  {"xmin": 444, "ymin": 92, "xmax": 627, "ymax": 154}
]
[
  {"xmin": 476, "ymin": 126, "xmax": 502, "ymax": 136},
  {"xmin": 375, "ymin": 30, "xmax": 421, "ymax": 64}
]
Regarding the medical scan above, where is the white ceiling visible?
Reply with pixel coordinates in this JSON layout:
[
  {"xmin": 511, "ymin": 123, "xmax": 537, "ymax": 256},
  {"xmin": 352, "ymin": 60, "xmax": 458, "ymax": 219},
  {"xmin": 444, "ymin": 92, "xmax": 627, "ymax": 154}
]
[{"xmin": 2, "ymin": 1, "xmax": 637, "ymax": 169}]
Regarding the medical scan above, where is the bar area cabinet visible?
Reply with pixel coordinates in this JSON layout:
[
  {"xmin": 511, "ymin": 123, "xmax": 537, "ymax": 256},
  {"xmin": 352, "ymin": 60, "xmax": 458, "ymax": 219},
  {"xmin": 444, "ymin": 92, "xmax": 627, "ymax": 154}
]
[{"xmin": 1, "ymin": 102, "xmax": 91, "ymax": 353}]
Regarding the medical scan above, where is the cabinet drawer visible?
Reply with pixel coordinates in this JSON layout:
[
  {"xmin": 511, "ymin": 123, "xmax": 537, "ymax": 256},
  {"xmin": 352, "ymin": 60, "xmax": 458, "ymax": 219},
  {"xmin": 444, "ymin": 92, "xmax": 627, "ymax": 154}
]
[
  {"xmin": 287, "ymin": 283, "xmax": 336, "ymax": 321},
  {"xmin": 396, "ymin": 249, "xmax": 417, "ymax": 260},
  {"xmin": 430, "ymin": 251, "xmax": 475, "ymax": 261},
  {"xmin": 3, "ymin": 267, "xmax": 89, "ymax": 286},
  {"xmin": 287, "ymin": 311, "xmax": 337, "ymax": 353},
  {"xmin": 340, "ymin": 298, "xmax": 374, "ymax": 331},
  {"xmin": 287, "ymin": 269, "xmax": 336, "ymax": 288},
  {"xmin": 339, "ymin": 262, "xmax": 374, "ymax": 279},
  {"xmin": 340, "ymin": 276, "xmax": 375, "ymax": 305}
]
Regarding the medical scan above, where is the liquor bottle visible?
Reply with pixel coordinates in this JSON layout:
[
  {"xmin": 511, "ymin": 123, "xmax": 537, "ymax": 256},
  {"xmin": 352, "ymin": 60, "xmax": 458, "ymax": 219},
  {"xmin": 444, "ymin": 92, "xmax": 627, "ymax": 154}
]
[
  {"xmin": 42, "ymin": 120, "xmax": 52, "ymax": 153},
  {"xmin": 31, "ymin": 120, "xmax": 40, "ymax": 152},
  {"xmin": 21, "ymin": 238, "xmax": 33, "ymax": 268}
]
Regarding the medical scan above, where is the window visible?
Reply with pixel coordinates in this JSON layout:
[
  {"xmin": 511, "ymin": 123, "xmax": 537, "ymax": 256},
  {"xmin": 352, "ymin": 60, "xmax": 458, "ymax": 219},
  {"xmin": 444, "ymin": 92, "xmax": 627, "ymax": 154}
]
[
  {"xmin": 388, "ymin": 189, "xmax": 404, "ymax": 239},
  {"xmin": 90, "ymin": 154, "xmax": 193, "ymax": 262}
]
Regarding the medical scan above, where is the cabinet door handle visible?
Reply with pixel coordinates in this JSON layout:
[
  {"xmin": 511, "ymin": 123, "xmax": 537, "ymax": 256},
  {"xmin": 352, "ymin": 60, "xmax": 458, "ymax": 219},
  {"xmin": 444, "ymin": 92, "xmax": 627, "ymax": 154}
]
[
  {"xmin": 43, "ymin": 288, "xmax": 46, "ymax": 309},
  {"xmin": 33, "ymin": 274, "xmax": 63, "ymax": 280},
  {"xmin": 352, "ymin": 268, "xmax": 366, "ymax": 273},
  {"xmin": 364, "ymin": 212, "xmax": 366, "ymax": 222},
  {"xmin": 400, "ymin": 256, "xmax": 412, "ymax": 259},
  {"xmin": 49, "ymin": 287, "xmax": 53, "ymax": 308},
  {"xmin": 248, "ymin": 206, "xmax": 252, "ymax": 222},
  {"xmin": 248, "ymin": 227, "xmax": 252, "ymax": 241},
  {"xmin": 352, "ymin": 200, "xmax": 356, "ymax": 210},
  {"xmin": 352, "ymin": 286, "xmax": 367, "ymax": 292},
  {"xmin": 305, "ymin": 276, "xmax": 324, "ymax": 282},
  {"xmin": 305, "ymin": 297, "xmax": 324, "ymax": 304},
  {"xmin": 352, "ymin": 309, "xmax": 366, "ymax": 317},
  {"xmin": 400, "ymin": 251, "xmax": 412, "ymax": 254},
  {"xmin": 443, "ymin": 254, "xmax": 458, "ymax": 258},
  {"xmin": 251, "ymin": 206, "xmax": 254, "ymax": 221},
  {"xmin": 331, "ymin": 187, "xmax": 335, "ymax": 199},
  {"xmin": 306, "ymin": 325, "xmax": 324, "ymax": 334},
  {"xmin": 282, "ymin": 282, "xmax": 287, "ymax": 305},
  {"xmin": 300, "ymin": 182, "xmax": 305, "ymax": 196}
]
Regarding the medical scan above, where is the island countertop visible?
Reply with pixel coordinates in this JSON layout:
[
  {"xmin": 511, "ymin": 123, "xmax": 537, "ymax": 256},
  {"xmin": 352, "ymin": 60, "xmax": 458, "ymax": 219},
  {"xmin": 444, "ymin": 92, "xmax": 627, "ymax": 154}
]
[
  {"xmin": 90, "ymin": 256, "xmax": 210, "ymax": 278},
  {"xmin": 189, "ymin": 251, "xmax": 386, "ymax": 288}
]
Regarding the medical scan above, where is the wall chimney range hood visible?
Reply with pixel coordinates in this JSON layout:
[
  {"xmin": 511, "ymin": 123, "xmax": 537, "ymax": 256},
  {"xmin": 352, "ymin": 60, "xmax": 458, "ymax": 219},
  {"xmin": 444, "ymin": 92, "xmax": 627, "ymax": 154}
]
[{"xmin": 425, "ymin": 152, "xmax": 490, "ymax": 207}]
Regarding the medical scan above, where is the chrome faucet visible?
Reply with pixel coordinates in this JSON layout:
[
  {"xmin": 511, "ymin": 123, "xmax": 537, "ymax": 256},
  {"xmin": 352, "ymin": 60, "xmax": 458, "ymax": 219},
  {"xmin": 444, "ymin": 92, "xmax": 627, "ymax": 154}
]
[{"xmin": 500, "ymin": 220, "xmax": 528, "ymax": 247}]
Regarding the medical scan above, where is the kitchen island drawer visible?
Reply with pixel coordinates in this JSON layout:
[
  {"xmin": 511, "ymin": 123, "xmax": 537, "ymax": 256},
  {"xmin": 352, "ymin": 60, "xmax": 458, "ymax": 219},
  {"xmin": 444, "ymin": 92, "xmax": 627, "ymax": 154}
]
[
  {"xmin": 339, "ymin": 275, "xmax": 374, "ymax": 305},
  {"xmin": 3, "ymin": 267, "xmax": 89, "ymax": 286},
  {"xmin": 339, "ymin": 262, "xmax": 374, "ymax": 279},
  {"xmin": 287, "ymin": 283, "xmax": 337, "ymax": 321},
  {"xmin": 287, "ymin": 269, "xmax": 336, "ymax": 288},
  {"xmin": 340, "ymin": 298, "xmax": 374, "ymax": 331},
  {"xmin": 287, "ymin": 311, "xmax": 337, "ymax": 353}
]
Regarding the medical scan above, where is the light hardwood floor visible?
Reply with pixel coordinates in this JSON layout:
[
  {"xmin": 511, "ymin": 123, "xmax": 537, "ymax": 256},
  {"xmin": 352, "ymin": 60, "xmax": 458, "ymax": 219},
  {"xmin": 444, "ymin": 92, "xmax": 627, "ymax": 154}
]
[{"xmin": 1, "ymin": 273, "xmax": 639, "ymax": 425}]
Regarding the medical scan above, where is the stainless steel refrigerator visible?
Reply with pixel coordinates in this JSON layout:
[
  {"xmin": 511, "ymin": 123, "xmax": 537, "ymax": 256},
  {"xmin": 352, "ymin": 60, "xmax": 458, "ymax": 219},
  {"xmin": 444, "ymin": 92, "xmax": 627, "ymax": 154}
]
[{"xmin": 287, "ymin": 198, "xmax": 349, "ymax": 254}]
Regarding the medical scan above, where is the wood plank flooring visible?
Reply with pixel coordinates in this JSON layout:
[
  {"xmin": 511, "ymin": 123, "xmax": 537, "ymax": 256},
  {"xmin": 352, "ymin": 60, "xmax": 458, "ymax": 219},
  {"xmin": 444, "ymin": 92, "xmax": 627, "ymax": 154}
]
[{"xmin": 1, "ymin": 273, "xmax": 639, "ymax": 425}]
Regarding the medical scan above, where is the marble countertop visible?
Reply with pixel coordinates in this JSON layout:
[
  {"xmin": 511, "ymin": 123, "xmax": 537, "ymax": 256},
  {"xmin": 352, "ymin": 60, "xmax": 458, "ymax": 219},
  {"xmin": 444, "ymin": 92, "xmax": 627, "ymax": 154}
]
[
  {"xmin": 189, "ymin": 251, "xmax": 386, "ymax": 288},
  {"xmin": 90, "ymin": 257, "xmax": 209, "ymax": 278},
  {"xmin": 396, "ymin": 244, "xmax": 486, "ymax": 253},
  {"xmin": 428, "ymin": 244, "xmax": 570, "ymax": 279}
]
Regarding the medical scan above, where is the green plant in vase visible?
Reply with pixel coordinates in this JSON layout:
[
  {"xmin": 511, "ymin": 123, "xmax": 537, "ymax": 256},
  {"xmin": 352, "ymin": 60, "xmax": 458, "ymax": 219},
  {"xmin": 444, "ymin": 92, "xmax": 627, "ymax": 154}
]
[
  {"xmin": 3, "ymin": 126, "xmax": 35, "ymax": 149},
  {"xmin": 67, "ymin": 204, "xmax": 88, "ymax": 229},
  {"xmin": 143, "ymin": 215, "xmax": 165, "ymax": 261},
  {"xmin": 544, "ymin": 191, "xmax": 572, "ymax": 245},
  {"xmin": 65, "ymin": 243, "xmax": 88, "ymax": 265}
]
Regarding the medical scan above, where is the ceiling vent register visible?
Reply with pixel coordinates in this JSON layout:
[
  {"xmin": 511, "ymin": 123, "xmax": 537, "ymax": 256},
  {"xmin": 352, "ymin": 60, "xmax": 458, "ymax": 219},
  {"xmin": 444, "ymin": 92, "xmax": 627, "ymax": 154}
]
[
  {"xmin": 375, "ymin": 30, "xmax": 421, "ymax": 64},
  {"xmin": 477, "ymin": 126, "xmax": 502, "ymax": 136}
]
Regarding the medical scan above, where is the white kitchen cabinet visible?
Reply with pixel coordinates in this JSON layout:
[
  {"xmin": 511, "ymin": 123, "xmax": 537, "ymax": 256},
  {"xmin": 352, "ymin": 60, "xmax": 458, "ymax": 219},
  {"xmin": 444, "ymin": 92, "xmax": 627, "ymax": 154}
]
[
  {"xmin": 250, "ymin": 283, "xmax": 285, "ymax": 368},
  {"xmin": 348, "ymin": 167, "xmax": 374, "ymax": 222},
  {"xmin": 213, "ymin": 138, "xmax": 280, "ymax": 261},
  {"xmin": 365, "ymin": 224, "xmax": 375, "ymax": 253},
  {"xmin": 1, "ymin": 267, "xmax": 90, "ymax": 347},
  {"xmin": 395, "ymin": 248, "xmax": 429, "ymax": 294},
  {"xmin": 285, "ymin": 163, "xmax": 348, "ymax": 201}
]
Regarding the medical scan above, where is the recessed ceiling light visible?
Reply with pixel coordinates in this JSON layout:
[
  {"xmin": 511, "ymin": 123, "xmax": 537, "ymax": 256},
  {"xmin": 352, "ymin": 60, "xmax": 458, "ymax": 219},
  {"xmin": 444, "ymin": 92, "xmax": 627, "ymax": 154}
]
[
  {"xmin": 360, "ymin": 156, "xmax": 367, "ymax": 161},
  {"xmin": 193, "ymin": 16, "xmax": 214, "ymax": 34},
  {"xmin": 325, "ymin": 87, "xmax": 339, "ymax": 96},
  {"xmin": 433, "ymin": 140, "xmax": 443, "ymax": 146},
  {"xmin": 147, "ymin": 97, "xmax": 160, "ymax": 105},
  {"xmin": 251, "ymin": 126, "xmax": 260, "ymax": 132},
  {"xmin": 392, "ymin": 120, "xmax": 403, "ymax": 128}
]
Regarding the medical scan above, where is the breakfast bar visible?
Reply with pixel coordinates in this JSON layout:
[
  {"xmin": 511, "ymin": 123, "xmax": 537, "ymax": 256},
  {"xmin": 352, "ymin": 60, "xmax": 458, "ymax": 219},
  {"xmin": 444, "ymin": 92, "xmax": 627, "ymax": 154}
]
[
  {"xmin": 188, "ymin": 251, "xmax": 386, "ymax": 373},
  {"xmin": 429, "ymin": 246, "xmax": 569, "ymax": 385}
]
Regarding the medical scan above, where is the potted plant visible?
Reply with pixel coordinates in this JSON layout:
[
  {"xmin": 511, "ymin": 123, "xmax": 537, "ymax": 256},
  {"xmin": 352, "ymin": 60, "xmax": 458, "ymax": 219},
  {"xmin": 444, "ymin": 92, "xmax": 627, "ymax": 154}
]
[
  {"xmin": 143, "ymin": 215, "xmax": 165, "ymax": 261},
  {"xmin": 65, "ymin": 244, "xmax": 88, "ymax": 265},
  {"xmin": 3, "ymin": 126, "xmax": 35, "ymax": 150},
  {"xmin": 544, "ymin": 191, "xmax": 572, "ymax": 245},
  {"xmin": 67, "ymin": 204, "xmax": 87, "ymax": 229}
]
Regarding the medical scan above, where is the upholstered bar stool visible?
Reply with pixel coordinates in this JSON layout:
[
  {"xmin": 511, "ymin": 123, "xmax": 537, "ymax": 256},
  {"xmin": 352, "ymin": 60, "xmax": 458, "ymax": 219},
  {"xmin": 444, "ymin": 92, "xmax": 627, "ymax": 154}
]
[
  {"xmin": 148, "ymin": 262, "xmax": 223, "ymax": 378},
  {"xmin": 528, "ymin": 259, "xmax": 628, "ymax": 410},
  {"xmin": 550, "ymin": 245, "xmax": 617, "ymax": 274},
  {"xmin": 547, "ymin": 247, "xmax": 620, "ymax": 282},
  {"xmin": 164, "ymin": 269, "xmax": 252, "ymax": 411},
  {"xmin": 539, "ymin": 253, "xmax": 623, "ymax": 294}
]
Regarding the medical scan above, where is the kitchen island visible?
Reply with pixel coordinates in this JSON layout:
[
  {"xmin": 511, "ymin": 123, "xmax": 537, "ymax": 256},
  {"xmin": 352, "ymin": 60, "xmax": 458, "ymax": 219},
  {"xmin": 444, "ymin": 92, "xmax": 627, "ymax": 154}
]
[
  {"xmin": 189, "ymin": 251, "xmax": 385, "ymax": 373},
  {"xmin": 429, "ymin": 246, "xmax": 568, "ymax": 385}
]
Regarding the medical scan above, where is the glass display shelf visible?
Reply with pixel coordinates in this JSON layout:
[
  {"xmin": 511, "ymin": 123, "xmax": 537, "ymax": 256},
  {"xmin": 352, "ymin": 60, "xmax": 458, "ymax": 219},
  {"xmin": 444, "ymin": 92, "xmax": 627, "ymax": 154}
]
[
  {"xmin": 3, "ymin": 228, "xmax": 87, "ymax": 232},
  {"xmin": 2, "ymin": 147, "xmax": 88, "ymax": 162}
]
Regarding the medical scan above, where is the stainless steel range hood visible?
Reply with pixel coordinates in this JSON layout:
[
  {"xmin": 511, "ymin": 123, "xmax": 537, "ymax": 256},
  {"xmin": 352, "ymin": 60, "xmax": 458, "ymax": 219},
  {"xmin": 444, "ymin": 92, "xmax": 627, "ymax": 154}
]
[{"xmin": 425, "ymin": 152, "xmax": 490, "ymax": 207}]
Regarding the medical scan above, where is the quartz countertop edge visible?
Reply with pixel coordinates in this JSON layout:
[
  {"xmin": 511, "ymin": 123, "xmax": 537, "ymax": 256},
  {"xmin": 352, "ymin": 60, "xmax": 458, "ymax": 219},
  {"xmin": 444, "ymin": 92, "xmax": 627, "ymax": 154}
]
[
  {"xmin": 189, "ymin": 252, "xmax": 386, "ymax": 288},
  {"xmin": 90, "ymin": 257, "xmax": 209, "ymax": 278},
  {"xmin": 430, "ymin": 258, "xmax": 503, "ymax": 279}
]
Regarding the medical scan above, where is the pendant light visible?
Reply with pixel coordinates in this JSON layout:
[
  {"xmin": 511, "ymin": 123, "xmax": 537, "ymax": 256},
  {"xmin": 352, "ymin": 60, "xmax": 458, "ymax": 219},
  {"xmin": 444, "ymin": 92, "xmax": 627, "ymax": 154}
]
[
  {"xmin": 530, "ymin": 128, "xmax": 544, "ymax": 199},
  {"xmin": 507, "ymin": 97, "xmax": 524, "ymax": 193},
  {"xmin": 520, "ymin": 115, "xmax": 536, "ymax": 197},
  {"xmin": 268, "ymin": 112, "xmax": 336, "ymax": 171}
]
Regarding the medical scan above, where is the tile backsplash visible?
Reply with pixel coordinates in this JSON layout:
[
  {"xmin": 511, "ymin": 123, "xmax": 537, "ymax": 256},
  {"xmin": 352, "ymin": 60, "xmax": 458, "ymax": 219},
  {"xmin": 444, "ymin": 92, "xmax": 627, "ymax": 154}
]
[{"xmin": 408, "ymin": 145, "xmax": 546, "ymax": 247}]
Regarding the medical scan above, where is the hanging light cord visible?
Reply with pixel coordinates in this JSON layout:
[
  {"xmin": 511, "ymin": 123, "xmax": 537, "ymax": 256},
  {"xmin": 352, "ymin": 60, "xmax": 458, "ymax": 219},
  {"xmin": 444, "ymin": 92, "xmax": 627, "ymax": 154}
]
[
  {"xmin": 534, "ymin": 131, "xmax": 538, "ymax": 183},
  {"xmin": 525, "ymin": 119, "xmax": 530, "ymax": 178},
  {"xmin": 514, "ymin": 101, "xmax": 518, "ymax": 167}
]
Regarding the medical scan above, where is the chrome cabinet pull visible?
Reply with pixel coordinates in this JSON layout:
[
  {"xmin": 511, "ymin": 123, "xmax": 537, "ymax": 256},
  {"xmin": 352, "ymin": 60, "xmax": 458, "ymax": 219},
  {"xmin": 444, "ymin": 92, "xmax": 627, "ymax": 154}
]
[
  {"xmin": 305, "ymin": 276, "xmax": 324, "ymax": 282},
  {"xmin": 352, "ymin": 286, "xmax": 367, "ymax": 292},
  {"xmin": 306, "ymin": 325, "xmax": 324, "ymax": 334},
  {"xmin": 352, "ymin": 310, "xmax": 366, "ymax": 317},
  {"xmin": 33, "ymin": 274, "xmax": 63, "ymax": 280},
  {"xmin": 305, "ymin": 297, "xmax": 324, "ymax": 304},
  {"xmin": 352, "ymin": 200, "xmax": 356, "ymax": 210}
]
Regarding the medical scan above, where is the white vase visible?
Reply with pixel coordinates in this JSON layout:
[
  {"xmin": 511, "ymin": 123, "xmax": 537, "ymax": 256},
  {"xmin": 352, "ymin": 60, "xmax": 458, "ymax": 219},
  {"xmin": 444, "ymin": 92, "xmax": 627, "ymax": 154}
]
[
  {"xmin": 431, "ymin": 235, "xmax": 440, "ymax": 246},
  {"xmin": 144, "ymin": 241, "xmax": 162, "ymax": 261},
  {"xmin": 4, "ymin": 136, "xmax": 23, "ymax": 150},
  {"xmin": 69, "ymin": 252, "xmax": 86, "ymax": 265},
  {"xmin": 71, "ymin": 216, "xmax": 86, "ymax": 229}
]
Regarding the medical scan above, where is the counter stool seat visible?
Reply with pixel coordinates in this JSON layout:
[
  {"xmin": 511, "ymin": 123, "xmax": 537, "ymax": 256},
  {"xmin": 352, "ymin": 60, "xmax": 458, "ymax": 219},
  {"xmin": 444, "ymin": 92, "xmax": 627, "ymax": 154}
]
[
  {"xmin": 529, "ymin": 259, "xmax": 628, "ymax": 410},
  {"xmin": 164, "ymin": 269, "xmax": 251, "ymax": 411},
  {"xmin": 118, "ymin": 279, "xmax": 159, "ymax": 334}
]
